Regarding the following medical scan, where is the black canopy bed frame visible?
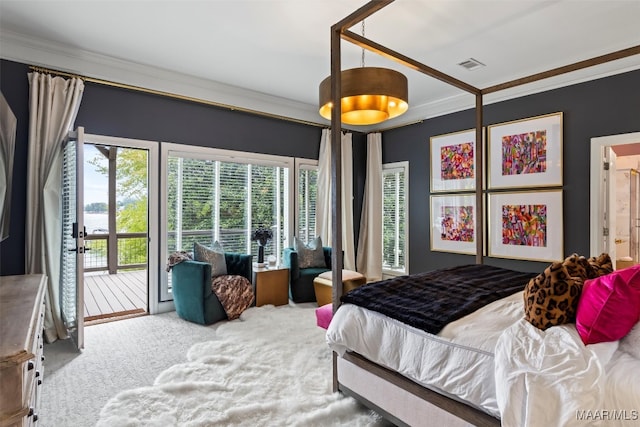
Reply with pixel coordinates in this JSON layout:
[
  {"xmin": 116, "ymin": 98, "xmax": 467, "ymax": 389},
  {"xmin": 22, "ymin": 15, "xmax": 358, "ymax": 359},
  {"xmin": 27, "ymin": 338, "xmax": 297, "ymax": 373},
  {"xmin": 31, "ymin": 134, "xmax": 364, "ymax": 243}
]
[{"xmin": 326, "ymin": 2, "xmax": 640, "ymax": 425}]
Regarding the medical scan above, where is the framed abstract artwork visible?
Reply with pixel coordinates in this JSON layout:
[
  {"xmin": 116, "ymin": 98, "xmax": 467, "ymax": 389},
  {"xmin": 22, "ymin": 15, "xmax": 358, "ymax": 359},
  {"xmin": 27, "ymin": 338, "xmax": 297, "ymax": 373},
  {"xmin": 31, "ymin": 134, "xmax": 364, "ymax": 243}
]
[
  {"xmin": 488, "ymin": 190, "xmax": 563, "ymax": 262},
  {"xmin": 487, "ymin": 112, "xmax": 563, "ymax": 189},
  {"xmin": 430, "ymin": 194, "xmax": 477, "ymax": 254},
  {"xmin": 430, "ymin": 129, "xmax": 477, "ymax": 192}
]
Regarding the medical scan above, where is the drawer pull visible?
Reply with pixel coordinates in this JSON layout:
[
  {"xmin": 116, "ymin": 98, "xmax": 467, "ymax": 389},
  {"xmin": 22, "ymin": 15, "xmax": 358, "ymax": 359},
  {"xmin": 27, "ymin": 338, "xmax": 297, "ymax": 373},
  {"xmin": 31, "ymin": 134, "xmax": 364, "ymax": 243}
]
[
  {"xmin": 35, "ymin": 370, "xmax": 41, "ymax": 378},
  {"xmin": 28, "ymin": 407, "xmax": 34, "ymax": 417},
  {"xmin": 41, "ymin": 354, "xmax": 46, "ymax": 362},
  {"xmin": 33, "ymin": 413, "xmax": 39, "ymax": 422},
  {"xmin": 38, "ymin": 379, "xmax": 42, "ymax": 386},
  {"xmin": 28, "ymin": 361, "xmax": 35, "ymax": 370}
]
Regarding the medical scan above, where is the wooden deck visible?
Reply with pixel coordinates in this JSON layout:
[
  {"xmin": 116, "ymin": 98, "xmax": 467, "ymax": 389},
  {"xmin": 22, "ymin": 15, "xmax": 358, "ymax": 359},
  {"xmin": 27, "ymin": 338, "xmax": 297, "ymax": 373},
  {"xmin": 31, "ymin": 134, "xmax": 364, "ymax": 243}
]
[{"xmin": 84, "ymin": 270, "xmax": 148, "ymax": 321}]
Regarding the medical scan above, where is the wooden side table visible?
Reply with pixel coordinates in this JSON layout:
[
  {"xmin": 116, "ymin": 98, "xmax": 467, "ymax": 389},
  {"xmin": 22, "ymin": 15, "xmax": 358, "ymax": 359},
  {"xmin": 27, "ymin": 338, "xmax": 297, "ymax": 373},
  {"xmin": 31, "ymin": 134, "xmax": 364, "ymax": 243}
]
[{"xmin": 253, "ymin": 267, "xmax": 289, "ymax": 307}]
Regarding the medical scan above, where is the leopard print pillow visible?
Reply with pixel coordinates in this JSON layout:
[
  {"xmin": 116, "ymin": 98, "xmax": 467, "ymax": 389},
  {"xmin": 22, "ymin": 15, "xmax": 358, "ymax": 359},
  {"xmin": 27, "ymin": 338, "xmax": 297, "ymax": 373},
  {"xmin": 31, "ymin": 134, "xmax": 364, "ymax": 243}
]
[
  {"xmin": 562, "ymin": 253, "xmax": 595, "ymax": 280},
  {"xmin": 587, "ymin": 253, "xmax": 614, "ymax": 277},
  {"xmin": 523, "ymin": 262, "xmax": 583, "ymax": 330}
]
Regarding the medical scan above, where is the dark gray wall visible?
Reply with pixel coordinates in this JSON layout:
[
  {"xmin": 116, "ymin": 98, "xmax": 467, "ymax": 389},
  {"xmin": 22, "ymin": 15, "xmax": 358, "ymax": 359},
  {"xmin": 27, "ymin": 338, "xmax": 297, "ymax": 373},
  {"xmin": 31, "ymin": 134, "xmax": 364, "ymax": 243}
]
[
  {"xmin": 0, "ymin": 59, "xmax": 366, "ymax": 275},
  {"xmin": 0, "ymin": 61, "xmax": 30, "ymax": 275},
  {"xmin": 2, "ymin": 57, "xmax": 638, "ymax": 277},
  {"xmin": 382, "ymin": 69, "xmax": 640, "ymax": 274}
]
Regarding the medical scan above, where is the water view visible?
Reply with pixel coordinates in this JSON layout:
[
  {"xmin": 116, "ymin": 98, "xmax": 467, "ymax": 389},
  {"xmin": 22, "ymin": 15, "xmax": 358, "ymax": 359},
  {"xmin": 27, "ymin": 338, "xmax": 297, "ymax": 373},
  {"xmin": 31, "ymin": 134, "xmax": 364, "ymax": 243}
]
[{"xmin": 84, "ymin": 212, "xmax": 109, "ymax": 234}]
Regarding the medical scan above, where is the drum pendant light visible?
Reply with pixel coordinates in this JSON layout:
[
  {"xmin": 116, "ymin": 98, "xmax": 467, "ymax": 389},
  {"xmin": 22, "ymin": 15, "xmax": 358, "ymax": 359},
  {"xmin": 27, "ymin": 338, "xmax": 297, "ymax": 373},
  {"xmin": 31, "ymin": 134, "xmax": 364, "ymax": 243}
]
[{"xmin": 318, "ymin": 21, "xmax": 408, "ymax": 125}]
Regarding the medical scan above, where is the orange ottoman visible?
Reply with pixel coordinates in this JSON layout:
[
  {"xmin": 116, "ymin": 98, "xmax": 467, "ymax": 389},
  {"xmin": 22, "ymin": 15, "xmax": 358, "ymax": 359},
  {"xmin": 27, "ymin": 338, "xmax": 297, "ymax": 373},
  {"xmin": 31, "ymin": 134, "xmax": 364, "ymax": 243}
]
[{"xmin": 313, "ymin": 269, "xmax": 366, "ymax": 306}]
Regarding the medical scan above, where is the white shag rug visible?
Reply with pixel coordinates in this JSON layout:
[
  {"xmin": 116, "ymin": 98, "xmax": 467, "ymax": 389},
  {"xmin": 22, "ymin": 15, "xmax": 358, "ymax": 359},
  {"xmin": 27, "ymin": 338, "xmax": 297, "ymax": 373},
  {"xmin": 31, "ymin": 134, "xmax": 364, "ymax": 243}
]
[{"xmin": 97, "ymin": 305, "xmax": 388, "ymax": 426}]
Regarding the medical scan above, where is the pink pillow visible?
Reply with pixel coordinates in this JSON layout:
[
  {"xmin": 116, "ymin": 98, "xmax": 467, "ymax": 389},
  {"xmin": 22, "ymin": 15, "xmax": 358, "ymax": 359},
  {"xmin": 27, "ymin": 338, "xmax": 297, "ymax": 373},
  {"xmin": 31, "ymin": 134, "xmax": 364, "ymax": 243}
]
[
  {"xmin": 315, "ymin": 303, "xmax": 334, "ymax": 329},
  {"xmin": 576, "ymin": 265, "xmax": 640, "ymax": 345}
]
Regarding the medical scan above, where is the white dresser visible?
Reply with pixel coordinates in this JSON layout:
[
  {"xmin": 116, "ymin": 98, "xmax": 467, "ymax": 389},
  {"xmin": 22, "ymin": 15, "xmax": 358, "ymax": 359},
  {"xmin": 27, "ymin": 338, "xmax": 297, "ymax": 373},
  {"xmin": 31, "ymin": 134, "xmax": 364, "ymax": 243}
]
[{"xmin": 0, "ymin": 275, "xmax": 46, "ymax": 427}]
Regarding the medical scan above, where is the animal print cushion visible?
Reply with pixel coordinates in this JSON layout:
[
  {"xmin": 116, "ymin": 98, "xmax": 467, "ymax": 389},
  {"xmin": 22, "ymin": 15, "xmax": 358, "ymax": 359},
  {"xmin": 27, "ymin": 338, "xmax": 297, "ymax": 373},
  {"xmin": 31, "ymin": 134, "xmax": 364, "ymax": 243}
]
[
  {"xmin": 211, "ymin": 275, "xmax": 254, "ymax": 321},
  {"xmin": 562, "ymin": 253, "xmax": 595, "ymax": 280},
  {"xmin": 587, "ymin": 253, "xmax": 614, "ymax": 277},
  {"xmin": 523, "ymin": 262, "xmax": 583, "ymax": 330}
]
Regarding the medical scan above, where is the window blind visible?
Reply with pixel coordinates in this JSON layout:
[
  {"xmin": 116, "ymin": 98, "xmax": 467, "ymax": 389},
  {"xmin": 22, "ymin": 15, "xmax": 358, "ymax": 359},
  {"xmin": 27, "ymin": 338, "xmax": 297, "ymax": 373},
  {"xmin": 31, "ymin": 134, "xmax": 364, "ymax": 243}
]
[
  {"xmin": 167, "ymin": 155, "xmax": 288, "ymax": 263},
  {"xmin": 297, "ymin": 166, "xmax": 318, "ymax": 242},
  {"xmin": 382, "ymin": 165, "xmax": 407, "ymax": 273}
]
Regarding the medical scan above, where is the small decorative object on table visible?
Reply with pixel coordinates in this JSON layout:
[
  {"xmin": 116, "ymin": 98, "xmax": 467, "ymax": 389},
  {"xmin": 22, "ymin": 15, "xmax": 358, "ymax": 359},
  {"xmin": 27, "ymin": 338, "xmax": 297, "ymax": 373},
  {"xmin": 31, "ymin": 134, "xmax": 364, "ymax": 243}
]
[
  {"xmin": 251, "ymin": 225, "xmax": 273, "ymax": 268},
  {"xmin": 268, "ymin": 254, "xmax": 277, "ymax": 267}
]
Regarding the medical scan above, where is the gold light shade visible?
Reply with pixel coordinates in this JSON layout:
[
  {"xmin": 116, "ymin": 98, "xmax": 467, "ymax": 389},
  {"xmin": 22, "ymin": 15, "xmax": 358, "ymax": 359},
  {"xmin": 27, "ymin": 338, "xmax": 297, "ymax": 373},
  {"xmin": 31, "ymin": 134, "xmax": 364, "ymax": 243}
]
[{"xmin": 319, "ymin": 67, "xmax": 408, "ymax": 125}]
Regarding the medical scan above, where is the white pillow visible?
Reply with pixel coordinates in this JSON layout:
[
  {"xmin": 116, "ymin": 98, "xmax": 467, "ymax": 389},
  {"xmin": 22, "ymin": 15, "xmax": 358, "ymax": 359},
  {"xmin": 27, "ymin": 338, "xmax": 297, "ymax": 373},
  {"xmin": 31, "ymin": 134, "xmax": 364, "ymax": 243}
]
[
  {"xmin": 620, "ymin": 321, "xmax": 640, "ymax": 359},
  {"xmin": 294, "ymin": 236, "xmax": 326, "ymax": 269},
  {"xmin": 194, "ymin": 241, "xmax": 227, "ymax": 277}
]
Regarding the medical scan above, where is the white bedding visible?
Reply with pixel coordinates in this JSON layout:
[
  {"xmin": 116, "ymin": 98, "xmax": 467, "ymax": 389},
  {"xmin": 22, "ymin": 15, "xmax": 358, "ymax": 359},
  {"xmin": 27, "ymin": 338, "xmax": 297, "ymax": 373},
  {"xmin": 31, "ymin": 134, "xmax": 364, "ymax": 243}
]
[
  {"xmin": 495, "ymin": 318, "xmax": 640, "ymax": 427},
  {"xmin": 327, "ymin": 290, "xmax": 640, "ymax": 424},
  {"xmin": 326, "ymin": 291, "xmax": 527, "ymax": 417}
]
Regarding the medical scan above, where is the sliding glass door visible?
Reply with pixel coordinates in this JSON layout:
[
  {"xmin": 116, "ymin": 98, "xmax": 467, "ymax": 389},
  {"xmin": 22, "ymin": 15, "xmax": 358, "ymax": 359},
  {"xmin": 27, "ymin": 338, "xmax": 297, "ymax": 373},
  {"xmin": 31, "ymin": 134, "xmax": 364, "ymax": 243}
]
[{"xmin": 160, "ymin": 144, "xmax": 294, "ymax": 301}]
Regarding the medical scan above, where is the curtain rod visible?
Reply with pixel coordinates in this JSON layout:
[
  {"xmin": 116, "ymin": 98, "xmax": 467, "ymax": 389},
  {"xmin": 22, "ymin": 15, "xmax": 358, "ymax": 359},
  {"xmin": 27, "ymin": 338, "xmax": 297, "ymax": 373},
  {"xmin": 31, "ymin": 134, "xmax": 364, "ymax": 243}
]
[{"xmin": 28, "ymin": 65, "xmax": 327, "ymax": 129}]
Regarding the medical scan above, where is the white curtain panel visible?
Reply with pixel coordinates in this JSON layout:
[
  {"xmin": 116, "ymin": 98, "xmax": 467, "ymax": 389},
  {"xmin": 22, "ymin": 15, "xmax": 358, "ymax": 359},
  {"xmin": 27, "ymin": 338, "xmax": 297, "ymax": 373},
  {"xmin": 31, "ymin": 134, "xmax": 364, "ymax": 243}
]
[
  {"xmin": 340, "ymin": 133, "xmax": 355, "ymax": 270},
  {"xmin": 316, "ymin": 129, "xmax": 331, "ymax": 247},
  {"xmin": 315, "ymin": 129, "xmax": 356, "ymax": 270},
  {"xmin": 26, "ymin": 72, "xmax": 84, "ymax": 343},
  {"xmin": 356, "ymin": 133, "xmax": 383, "ymax": 281}
]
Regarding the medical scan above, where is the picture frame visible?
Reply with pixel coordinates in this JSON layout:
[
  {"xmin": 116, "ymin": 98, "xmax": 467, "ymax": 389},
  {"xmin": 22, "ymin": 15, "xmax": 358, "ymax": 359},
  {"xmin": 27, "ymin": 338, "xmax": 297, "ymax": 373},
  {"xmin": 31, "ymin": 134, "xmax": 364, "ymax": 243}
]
[
  {"xmin": 430, "ymin": 129, "xmax": 477, "ymax": 192},
  {"xmin": 430, "ymin": 193, "xmax": 477, "ymax": 255},
  {"xmin": 488, "ymin": 190, "xmax": 563, "ymax": 262},
  {"xmin": 487, "ymin": 112, "xmax": 563, "ymax": 189}
]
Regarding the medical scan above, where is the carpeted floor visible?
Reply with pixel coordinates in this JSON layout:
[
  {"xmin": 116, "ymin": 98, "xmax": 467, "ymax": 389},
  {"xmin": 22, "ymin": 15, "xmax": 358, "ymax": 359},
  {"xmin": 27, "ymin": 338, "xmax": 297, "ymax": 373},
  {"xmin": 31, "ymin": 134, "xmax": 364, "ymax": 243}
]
[{"xmin": 40, "ymin": 303, "xmax": 388, "ymax": 426}]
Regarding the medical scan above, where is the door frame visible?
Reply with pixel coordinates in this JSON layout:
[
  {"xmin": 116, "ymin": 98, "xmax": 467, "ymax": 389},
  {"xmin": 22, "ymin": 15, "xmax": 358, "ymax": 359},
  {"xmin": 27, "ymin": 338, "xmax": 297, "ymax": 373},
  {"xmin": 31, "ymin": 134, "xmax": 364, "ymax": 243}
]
[
  {"xmin": 590, "ymin": 131, "xmax": 640, "ymax": 257},
  {"xmin": 82, "ymin": 133, "xmax": 164, "ymax": 314},
  {"xmin": 62, "ymin": 128, "xmax": 86, "ymax": 349}
]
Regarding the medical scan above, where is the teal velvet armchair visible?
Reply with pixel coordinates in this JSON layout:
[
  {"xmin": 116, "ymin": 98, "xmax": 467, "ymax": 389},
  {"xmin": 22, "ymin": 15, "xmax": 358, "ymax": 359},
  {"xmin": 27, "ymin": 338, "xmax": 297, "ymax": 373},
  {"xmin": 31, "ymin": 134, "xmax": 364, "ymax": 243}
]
[
  {"xmin": 282, "ymin": 247, "xmax": 332, "ymax": 303},
  {"xmin": 171, "ymin": 252, "xmax": 253, "ymax": 325}
]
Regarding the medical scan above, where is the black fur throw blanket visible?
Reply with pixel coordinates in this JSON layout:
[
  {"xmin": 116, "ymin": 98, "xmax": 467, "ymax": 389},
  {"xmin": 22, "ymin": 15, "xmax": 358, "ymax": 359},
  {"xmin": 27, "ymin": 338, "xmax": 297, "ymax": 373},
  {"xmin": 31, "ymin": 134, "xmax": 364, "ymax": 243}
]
[{"xmin": 341, "ymin": 264, "xmax": 537, "ymax": 335}]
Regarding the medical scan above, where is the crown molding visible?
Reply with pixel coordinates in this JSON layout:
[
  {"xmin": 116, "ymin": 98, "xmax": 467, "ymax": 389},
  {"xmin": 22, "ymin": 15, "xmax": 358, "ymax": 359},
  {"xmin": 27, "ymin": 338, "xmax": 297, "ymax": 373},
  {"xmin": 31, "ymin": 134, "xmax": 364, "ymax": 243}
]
[
  {"xmin": 387, "ymin": 55, "xmax": 640, "ymax": 131},
  {"xmin": 2, "ymin": 28, "xmax": 639, "ymax": 133},
  {"xmin": 0, "ymin": 29, "xmax": 324, "ymax": 126}
]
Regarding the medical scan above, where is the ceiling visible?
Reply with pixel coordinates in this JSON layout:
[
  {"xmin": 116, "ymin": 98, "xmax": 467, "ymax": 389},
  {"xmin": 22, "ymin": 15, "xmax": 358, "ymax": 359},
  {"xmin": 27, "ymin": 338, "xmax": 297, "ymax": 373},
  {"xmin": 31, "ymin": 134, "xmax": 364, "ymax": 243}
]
[{"xmin": 1, "ymin": 0, "xmax": 639, "ymax": 130}]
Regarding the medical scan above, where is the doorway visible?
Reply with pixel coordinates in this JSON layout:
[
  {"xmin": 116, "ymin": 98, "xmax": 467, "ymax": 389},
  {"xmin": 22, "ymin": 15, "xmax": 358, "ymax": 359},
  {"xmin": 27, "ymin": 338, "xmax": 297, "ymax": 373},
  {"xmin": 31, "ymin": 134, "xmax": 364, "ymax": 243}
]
[
  {"xmin": 590, "ymin": 132, "xmax": 640, "ymax": 269},
  {"xmin": 81, "ymin": 134, "xmax": 159, "ymax": 323}
]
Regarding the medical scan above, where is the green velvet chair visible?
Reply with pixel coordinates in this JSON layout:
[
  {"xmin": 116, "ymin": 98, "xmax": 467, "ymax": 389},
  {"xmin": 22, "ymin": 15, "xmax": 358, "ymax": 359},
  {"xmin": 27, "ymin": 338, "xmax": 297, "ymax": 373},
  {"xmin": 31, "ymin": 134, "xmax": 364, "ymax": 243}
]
[
  {"xmin": 171, "ymin": 252, "xmax": 253, "ymax": 325},
  {"xmin": 282, "ymin": 247, "xmax": 332, "ymax": 303}
]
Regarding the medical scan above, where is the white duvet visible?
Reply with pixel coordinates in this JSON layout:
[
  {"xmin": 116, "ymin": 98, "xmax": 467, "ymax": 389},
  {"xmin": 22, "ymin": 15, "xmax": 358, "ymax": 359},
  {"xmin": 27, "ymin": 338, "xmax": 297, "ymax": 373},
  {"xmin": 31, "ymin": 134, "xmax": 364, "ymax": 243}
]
[
  {"xmin": 328, "ymin": 291, "xmax": 640, "ymax": 426},
  {"xmin": 495, "ymin": 319, "xmax": 640, "ymax": 427},
  {"xmin": 327, "ymin": 292, "xmax": 528, "ymax": 417}
]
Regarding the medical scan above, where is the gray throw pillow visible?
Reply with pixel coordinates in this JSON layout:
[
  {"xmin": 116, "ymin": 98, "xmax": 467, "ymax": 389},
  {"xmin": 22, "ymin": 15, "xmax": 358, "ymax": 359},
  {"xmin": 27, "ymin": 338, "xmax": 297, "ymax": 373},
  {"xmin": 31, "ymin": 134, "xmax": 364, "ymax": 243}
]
[
  {"xmin": 294, "ymin": 236, "xmax": 326, "ymax": 269},
  {"xmin": 194, "ymin": 241, "xmax": 227, "ymax": 277}
]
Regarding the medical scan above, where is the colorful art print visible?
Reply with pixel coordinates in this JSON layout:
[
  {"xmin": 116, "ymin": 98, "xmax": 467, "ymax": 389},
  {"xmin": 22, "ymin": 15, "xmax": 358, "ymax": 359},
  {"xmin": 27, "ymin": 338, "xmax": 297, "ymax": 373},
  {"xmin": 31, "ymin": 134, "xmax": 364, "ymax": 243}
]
[
  {"xmin": 501, "ymin": 130, "xmax": 547, "ymax": 176},
  {"xmin": 488, "ymin": 112, "xmax": 563, "ymax": 189},
  {"xmin": 501, "ymin": 204, "xmax": 547, "ymax": 247},
  {"xmin": 430, "ymin": 194, "xmax": 477, "ymax": 255},
  {"xmin": 441, "ymin": 143, "xmax": 474, "ymax": 181},
  {"xmin": 441, "ymin": 205, "xmax": 474, "ymax": 242},
  {"xmin": 430, "ymin": 129, "xmax": 478, "ymax": 192},
  {"xmin": 488, "ymin": 190, "xmax": 563, "ymax": 262}
]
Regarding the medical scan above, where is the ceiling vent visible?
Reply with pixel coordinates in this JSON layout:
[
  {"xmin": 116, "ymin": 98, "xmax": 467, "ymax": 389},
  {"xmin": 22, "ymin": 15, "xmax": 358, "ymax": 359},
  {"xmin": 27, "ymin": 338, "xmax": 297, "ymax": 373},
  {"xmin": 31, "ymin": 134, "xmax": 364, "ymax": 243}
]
[{"xmin": 458, "ymin": 58, "xmax": 485, "ymax": 71}]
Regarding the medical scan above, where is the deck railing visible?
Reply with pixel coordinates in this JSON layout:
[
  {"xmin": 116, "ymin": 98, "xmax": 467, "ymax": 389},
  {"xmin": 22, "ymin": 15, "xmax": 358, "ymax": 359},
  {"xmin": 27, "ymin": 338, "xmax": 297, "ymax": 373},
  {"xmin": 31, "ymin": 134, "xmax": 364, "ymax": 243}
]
[
  {"xmin": 85, "ymin": 232, "xmax": 147, "ymax": 273},
  {"xmin": 85, "ymin": 228, "xmax": 279, "ymax": 274}
]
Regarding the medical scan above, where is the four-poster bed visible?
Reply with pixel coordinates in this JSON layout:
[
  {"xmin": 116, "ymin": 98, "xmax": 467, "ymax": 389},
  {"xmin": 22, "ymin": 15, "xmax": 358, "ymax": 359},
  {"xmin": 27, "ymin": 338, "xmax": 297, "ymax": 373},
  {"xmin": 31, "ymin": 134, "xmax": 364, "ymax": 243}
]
[{"xmin": 326, "ymin": 1, "xmax": 640, "ymax": 425}]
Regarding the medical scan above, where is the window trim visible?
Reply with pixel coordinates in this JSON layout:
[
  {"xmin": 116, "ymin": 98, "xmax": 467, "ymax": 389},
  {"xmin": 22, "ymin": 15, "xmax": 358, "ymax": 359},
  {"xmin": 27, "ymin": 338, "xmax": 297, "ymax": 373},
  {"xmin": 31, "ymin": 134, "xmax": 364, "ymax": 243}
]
[{"xmin": 382, "ymin": 161, "xmax": 409, "ymax": 276}]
